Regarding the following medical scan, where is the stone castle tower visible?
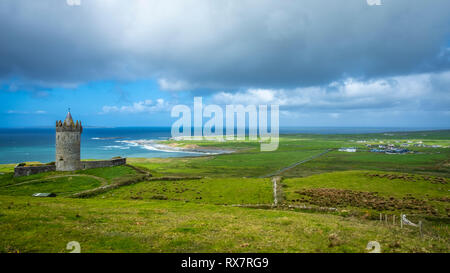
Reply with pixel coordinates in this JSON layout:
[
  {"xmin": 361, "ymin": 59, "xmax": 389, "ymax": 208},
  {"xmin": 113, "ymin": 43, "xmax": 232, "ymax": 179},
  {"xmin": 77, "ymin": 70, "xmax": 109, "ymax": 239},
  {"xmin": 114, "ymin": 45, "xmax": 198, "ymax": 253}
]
[
  {"xmin": 15, "ymin": 110, "xmax": 126, "ymax": 177},
  {"xmin": 55, "ymin": 110, "xmax": 82, "ymax": 171}
]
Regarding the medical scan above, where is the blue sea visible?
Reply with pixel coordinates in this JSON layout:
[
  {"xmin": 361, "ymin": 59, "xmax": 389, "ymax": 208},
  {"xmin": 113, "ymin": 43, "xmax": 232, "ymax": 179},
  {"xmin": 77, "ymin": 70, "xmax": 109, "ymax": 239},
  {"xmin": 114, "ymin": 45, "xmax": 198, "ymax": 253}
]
[{"xmin": 0, "ymin": 126, "xmax": 445, "ymax": 164}]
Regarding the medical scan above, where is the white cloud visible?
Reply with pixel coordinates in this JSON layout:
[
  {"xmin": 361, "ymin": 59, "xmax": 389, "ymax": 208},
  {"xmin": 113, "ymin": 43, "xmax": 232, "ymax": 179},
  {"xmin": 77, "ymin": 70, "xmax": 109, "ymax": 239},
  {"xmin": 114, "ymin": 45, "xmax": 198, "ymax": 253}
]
[
  {"xmin": 7, "ymin": 110, "xmax": 47, "ymax": 114},
  {"xmin": 213, "ymin": 88, "xmax": 287, "ymax": 105},
  {"xmin": 101, "ymin": 98, "xmax": 168, "ymax": 114},
  {"xmin": 329, "ymin": 113, "xmax": 341, "ymax": 119},
  {"xmin": 211, "ymin": 70, "xmax": 450, "ymax": 112},
  {"xmin": 1, "ymin": 0, "xmax": 449, "ymax": 89},
  {"xmin": 158, "ymin": 78, "xmax": 192, "ymax": 91}
]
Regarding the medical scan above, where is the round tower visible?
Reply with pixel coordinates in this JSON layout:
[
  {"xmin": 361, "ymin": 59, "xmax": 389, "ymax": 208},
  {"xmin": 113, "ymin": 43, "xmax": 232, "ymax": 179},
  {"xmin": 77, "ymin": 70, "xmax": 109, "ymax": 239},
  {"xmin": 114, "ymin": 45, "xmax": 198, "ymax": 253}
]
[{"xmin": 55, "ymin": 110, "xmax": 82, "ymax": 171}]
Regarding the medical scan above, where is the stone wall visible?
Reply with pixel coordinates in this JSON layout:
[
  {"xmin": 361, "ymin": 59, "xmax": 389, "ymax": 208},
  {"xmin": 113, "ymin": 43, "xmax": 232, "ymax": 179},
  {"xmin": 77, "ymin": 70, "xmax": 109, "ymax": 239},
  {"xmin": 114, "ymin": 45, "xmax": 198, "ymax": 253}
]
[
  {"xmin": 14, "ymin": 158, "xmax": 126, "ymax": 177},
  {"xmin": 14, "ymin": 165, "xmax": 56, "ymax": 177},
  {"xmin": 81, "ymin": 158, "xmax": 126, "ymax": 170}
]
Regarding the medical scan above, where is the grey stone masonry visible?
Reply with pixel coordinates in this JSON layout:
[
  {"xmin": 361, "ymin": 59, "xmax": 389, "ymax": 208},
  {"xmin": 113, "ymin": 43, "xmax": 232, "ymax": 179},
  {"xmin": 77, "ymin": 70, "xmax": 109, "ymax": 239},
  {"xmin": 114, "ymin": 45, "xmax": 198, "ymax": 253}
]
[
  {"xmin": 14, "ymin": 164, "xmax": 56, "ymax": 177},
  {"xmin": 81, "ymin": 158, "xmax": 127, "ymax": 169},
  {"xmin": 13, "ymin": 158, "xmax": 126, "ymax": 177},
  {"xmin": 55, "ymin": 111, "xmax": 82, "ymax": 171}
]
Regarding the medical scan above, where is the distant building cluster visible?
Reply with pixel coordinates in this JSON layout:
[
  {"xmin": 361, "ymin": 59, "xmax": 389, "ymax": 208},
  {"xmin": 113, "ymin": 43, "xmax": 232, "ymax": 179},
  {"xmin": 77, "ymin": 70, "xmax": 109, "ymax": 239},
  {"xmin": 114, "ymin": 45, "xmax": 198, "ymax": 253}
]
[
  {"xmin": 338, "ymin": 147, "xmax": 357, "ymax": 153},
  {"xmin": 365, "ymin": 144, "xmax": 410, "ymax": 154},
  {"xmin": 346, "ymin": 137, "xmax": 448, "ymax": 155},
  {"xmin": 338, "ymin": 144, "xmax": 413, "ymax": 154}
]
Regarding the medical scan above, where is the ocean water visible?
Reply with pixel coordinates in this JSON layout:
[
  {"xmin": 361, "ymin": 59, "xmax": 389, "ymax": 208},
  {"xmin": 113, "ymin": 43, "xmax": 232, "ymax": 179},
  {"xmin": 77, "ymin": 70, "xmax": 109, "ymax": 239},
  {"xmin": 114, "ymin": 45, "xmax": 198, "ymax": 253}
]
[
  {"xmin": 0, "ymin": 126, "xmax": 444, "ymax": 164},
  {"xmin": 0, "ymin": 127, "xmax": 188, "ymax": 164}
]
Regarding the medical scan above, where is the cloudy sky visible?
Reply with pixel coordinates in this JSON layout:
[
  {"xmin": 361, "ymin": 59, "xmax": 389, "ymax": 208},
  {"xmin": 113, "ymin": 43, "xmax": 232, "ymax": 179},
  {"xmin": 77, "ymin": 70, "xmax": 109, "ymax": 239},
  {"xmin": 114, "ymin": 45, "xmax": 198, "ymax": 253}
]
[{"xmin": 1, "ymin": 0, "xmax": 449, "ymax": 128}]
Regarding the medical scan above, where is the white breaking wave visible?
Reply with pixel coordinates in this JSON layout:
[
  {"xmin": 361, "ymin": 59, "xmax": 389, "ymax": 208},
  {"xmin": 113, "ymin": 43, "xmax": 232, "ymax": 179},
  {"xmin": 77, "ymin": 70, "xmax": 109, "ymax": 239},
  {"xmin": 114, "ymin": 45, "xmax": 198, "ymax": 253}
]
[
  {"xmin": 115, "ymin": 139, "xmax": 221, "ymax": 155},
  {"xmin": 141, "ymin": 144, "xmax": 196, "ymax": 153},
  {"xmin": 100, "ymin": 145, "xmax": 130, "ymax": 150},
  {"xmin": 116, "ymin": 140, "xmax": 139, "ymax": 147}
]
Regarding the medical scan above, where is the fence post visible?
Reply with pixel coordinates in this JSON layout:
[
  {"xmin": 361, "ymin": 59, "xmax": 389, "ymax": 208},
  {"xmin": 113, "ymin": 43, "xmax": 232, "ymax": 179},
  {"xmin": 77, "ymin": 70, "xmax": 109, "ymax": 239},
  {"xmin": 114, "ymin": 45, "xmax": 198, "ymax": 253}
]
[
  {"xmin": 400, "ymin": 214, "xmax": 403, "ymax": 229},
  {"xmin": 419, "ymin": 221, "xmax": 423, "ymax": 238},
  {"xmin": 393, "ymin": 215, "xmax": 395, "ymax": 225}
]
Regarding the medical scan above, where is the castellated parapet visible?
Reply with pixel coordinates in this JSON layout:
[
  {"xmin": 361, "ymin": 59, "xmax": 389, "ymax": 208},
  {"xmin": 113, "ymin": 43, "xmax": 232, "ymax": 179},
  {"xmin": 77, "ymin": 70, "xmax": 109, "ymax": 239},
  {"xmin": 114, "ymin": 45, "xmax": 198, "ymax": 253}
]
[{"xmin": 55, "ymin": 111, "xmax": 83, "ymax": 171}]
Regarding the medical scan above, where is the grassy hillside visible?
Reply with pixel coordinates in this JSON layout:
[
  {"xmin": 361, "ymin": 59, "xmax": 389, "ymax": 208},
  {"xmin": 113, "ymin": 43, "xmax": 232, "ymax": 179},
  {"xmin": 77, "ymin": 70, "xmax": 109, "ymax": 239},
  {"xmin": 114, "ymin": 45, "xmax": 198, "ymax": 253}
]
[
  {"xmin": 283, "ymin": 151, "xmax": 450, "ymax": 178},
  {"xmin": 0, "ymin": 176, "xmax": 101, "ymax": 197},
  {"xmin": 282, "ymin": 171, "xmax": 449, "ymax": 233},
  {"xmin": 98, "ymin": 177, "xmax": 273, "ymax": 205},
  {"xmin": 0, "ymin": 196, "xmax": 446, "ymax": 253},
  {"xmin": 128, "ymin": 149, "xmax": 322, "ymax": 178},
  {"xmin": 0, "ymin": 130, "xmax": 448, "ymax": 253}
]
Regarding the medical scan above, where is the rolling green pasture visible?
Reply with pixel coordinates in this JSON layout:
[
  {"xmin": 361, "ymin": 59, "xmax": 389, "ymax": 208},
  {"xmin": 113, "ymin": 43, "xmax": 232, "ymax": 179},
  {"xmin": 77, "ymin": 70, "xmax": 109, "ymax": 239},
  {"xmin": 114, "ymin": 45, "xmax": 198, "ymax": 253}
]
[
  {"xmin": 0, "ymin": 164, "xmax": 15, "ymax": 173},
  {"xmin": 283, "ymin": 150, "xmax": 450, "ymax": 177},
  {"xmin": 74, "ymin": 165, "xmax": 138, "ymax": 180},
  {"xmin": 128, "ymin": 149, "xmax": 323, "ymax": 178},
  {"xmin": 0, "ymin": 176, "xmax": 101, "ymax": 197},
  {"xmin": 0, "ymin": 196, "xmax": 447, "ymax": 253},
  {"xmin": 0, "ymin": 130, "xmax": 448, "ymax": 252},
  {"xmin": 0, "ymin": 165, "xmax": 136, "ymax": 188},
  {"xmin": 147, "ymin": 131, "xmax": 450, "ymax": 178},
  {"xmin": 97, "ymin": 177, "xmax": 273, "ymax": 205},
  {"xmin": 284, "ymin": 171, "xmax": 449, "ymax": 199},
  {"xmin": 0, "ymin": 165, "xmax": 138, "ymax": 198},
  {"xmin": 283, "ymin": 170, "xmax": 449, "ymax": 216}
]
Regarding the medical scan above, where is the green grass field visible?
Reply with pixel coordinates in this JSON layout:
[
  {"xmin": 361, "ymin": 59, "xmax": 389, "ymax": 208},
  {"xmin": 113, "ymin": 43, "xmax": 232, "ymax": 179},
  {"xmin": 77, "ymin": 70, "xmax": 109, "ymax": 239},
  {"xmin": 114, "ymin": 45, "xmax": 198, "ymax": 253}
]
[
  {"xmin": 0, "ymin": 176, "xmax": 102, "ymax": 197},
  {"xmin": 1, "ymin": 196, "xmax": 446, "ymax": 253},
  {"xmin": 0, "ymin": 130, "xmax": 449, "ymax": 253},
  {"xmin": 283, "ymin": 151, "xmax": 450, "ymax": 178},
  {"xmin": 283, "ymin": 171, "xmax": 449, "ymax": 219},
  {"xmin": 97, "ymin": 177, "xmax": 273, "ymax": 205},
  {"xmin": 128, "ymin": 149, "xmax": 323, "ymax": 178}
]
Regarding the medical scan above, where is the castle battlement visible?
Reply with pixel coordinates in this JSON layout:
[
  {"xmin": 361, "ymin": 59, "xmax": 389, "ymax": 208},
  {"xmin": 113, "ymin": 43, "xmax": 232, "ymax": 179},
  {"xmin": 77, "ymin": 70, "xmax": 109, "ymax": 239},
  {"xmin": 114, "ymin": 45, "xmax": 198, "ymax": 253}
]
[
  {"xmin": 55, "ymin": 121, "xmax": 83, "ymax": 132},
  {"xmin": 56, "ymin": 112, "xmax": 83, "ymax": 133}
]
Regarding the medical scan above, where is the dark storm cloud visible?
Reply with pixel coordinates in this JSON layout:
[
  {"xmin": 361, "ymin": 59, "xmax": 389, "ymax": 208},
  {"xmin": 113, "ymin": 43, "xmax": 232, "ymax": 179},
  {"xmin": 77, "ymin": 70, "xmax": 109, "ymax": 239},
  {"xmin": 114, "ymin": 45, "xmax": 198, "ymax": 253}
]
[{"xmin": 0, "ymin": 0, "xmax": 449, "ymax": 90}]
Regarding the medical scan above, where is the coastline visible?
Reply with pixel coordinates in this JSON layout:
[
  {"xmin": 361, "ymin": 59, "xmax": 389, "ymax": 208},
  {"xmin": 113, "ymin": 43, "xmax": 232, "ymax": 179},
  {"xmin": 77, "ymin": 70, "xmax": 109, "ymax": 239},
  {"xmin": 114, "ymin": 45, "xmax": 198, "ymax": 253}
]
[
  {"xmin": 1, "ymin": 128, "xmax": 448, "ymax": 164},
  {"xmin": 117, "ymin": 139, "xmax": 235, "ymax": 156},
  {"xmin": 155, "ymin": 140, "xmax": 235, "ymax": 155}
]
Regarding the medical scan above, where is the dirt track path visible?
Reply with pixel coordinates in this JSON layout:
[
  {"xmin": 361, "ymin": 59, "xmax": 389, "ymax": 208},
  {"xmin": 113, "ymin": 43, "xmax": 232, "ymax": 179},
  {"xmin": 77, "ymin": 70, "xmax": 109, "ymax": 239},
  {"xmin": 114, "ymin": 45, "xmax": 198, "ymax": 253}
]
[
  {"xmin": 260, "ymin": 149, "xmax": 331, "ymax": 178},
  {"xmin": 272, "ymin": 176, "xmax": 281, "ymax": 206},
  {"xmin": 1, "ymin": 174, "xmax": 108, "ymax": 188}
]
